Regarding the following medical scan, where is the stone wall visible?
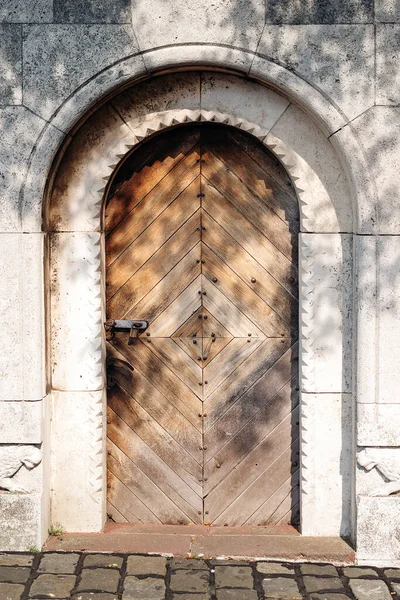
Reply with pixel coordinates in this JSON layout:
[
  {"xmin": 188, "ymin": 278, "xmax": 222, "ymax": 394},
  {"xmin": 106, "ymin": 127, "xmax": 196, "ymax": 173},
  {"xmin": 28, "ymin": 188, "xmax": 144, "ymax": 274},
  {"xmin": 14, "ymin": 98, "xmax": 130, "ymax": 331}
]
[{"xmin": 0, "ymin": 0, "xmax": 399, "ymax": 566}]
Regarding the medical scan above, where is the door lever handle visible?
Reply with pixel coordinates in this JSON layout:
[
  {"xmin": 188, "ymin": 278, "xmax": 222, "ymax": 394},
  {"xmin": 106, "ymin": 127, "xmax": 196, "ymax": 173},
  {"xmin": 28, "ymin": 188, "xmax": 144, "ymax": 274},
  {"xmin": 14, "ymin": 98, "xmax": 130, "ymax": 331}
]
[{"xmin": 105, "ymin": 320, "xmax": 148, "ymax": 344}]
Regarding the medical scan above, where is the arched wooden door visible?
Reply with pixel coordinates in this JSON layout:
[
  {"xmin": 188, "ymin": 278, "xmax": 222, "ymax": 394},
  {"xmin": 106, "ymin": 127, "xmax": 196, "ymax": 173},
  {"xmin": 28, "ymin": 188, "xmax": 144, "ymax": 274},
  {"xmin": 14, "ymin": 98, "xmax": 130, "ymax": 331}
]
[{"xmin": 105, "ymin": 124, "xmax": 299, "ymax": 527}]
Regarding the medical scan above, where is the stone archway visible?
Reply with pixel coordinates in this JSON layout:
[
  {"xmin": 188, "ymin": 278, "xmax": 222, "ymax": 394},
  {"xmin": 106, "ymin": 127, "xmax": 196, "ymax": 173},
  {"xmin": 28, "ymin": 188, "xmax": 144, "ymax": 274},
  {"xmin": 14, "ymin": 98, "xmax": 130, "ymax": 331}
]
[{"xmin": 47, "ymin": 70, "xmax": 355, "ymax": 540}]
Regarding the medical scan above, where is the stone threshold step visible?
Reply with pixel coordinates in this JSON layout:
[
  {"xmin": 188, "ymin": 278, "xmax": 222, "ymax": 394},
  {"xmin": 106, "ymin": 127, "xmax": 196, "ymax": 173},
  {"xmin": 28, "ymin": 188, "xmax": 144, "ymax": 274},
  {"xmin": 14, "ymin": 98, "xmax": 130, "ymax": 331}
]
[{"xmin": 44, "ymin": 523, "xmax": 355, "ymax": 565}]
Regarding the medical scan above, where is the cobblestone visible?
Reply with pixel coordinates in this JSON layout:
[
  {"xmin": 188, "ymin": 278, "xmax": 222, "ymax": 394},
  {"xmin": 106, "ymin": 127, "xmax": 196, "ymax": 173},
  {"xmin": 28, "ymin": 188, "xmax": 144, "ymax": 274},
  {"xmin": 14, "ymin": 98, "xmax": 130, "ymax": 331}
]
[{"xmin": 0, "ymin": 552, "xmax": 391, "ymax": 599}]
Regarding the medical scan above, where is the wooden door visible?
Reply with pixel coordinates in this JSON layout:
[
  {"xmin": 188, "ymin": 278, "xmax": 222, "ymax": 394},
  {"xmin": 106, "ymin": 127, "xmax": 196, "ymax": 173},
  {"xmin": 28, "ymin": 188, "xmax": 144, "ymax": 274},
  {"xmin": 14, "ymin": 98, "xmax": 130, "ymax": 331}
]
[{"xmin": 105, "ymin": 124, "xmax": 300, "ymax": 527}]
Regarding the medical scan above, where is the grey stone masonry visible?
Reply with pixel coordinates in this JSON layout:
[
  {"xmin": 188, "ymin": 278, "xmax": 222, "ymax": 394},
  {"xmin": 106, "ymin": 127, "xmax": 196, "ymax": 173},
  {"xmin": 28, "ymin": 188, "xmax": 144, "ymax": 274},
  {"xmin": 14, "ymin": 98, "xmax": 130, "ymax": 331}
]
[{"xmin": 0, "ymin": 555, "xmax": 394, "ymax": 599}]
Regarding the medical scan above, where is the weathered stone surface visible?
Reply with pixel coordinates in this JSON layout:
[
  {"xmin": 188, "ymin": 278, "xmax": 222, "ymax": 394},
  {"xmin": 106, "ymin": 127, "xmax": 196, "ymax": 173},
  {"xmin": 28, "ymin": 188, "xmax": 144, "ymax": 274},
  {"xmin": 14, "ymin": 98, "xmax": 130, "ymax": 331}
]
[
  {"xmin": 29, "ymin": 574, "xmax": 76, "ymax": 598},
  {"xmin": 343, "ymin": 567, "xmax": 378, "ymax": 578},
  {"xmin": 83, "ymin": 554, "xmax": 123, "ymax": 569},
  {"xmin": 376, "ymin": 25, "xmax": 400, "ymax": 106},
  {"xmin": 262, "ymin": 576, "xmax": 301, "ymax": 598},
  {"xmin": 357, "ymin": 405, "xmax": 400, "ymax": 446},
  {"xmin": 390, "ymin": 581, "xmax": 400, "ymax": 596},
  {"xmin": 0, "ymin": 582, "xmax": 25, "ymax": 600},
  {"xmin": 216, "ymin": 590, "xmax": 258, "ymax": 600},
  {"xmin": 352, "ymin": 108, "xmax": 400, "ymax": 235},
  {"xmin": 349, "ymin": 578, "xmax": 392, "ymax": 600},
  {"xmin": 268, "ymin": 105, "xmax": 353, "ymax": 234},
  {"xmin": 23, "ymin": 25, "xmax": 140, "ymax": 121},
  {"xmin": 257, "ymin": 563, "xmax": 294, "ymax": 574},
  {"xmin": 54, "ymin": 0, "xmax": 130, "ymax": 23},
  {"xmin": 301, "ymin": 393, "xmax": 353, "ymax": 537},
  {"xmin": 72, "ymin": 594, "xmax": 118, "ymax": 600},
  {"xmin": 77, "ymin": 568, "xmax": 119, "ymax": 592},
  {"xmin": 51, "ymin": 390, "xmax": 105, "ymax": 532},
  {"xmin": 126, "ymin": 556, "xmax": 166, "ymax": 576},
  {"xmin": 303, "ymin": 576, "xmax": 345, "ymax": 593},
  {"xmin": 301, "ymin": 565, "xmax": 339, "ymax": 577},
  {"xmin": 200, "ymin": 72, "xmax": 289, "ymax": 136},
  {"xmin": 265, "ymin": 0, "xmax": 373, "ymax": 23},
  {"xmin": 143, "ymin": 45, "xmax": 252, "ymax": 75},
  {"xmin": 0, "ymin": 402, "xmax": 43, "ymax": 444},
  {"xmin": 0, "ymin": 566, "xmax": 30, "ymax": 583},
  {"xmin": 357, "ymin": 497, "xmax": 400, "ymax": 565},
  {"xmin": 384, "ymin": 569, "xmax": 400, "ymax": 579},
  {"xmin": 375, "ymin": 0, "xmax": 400, "ymax": 22},
  {"xmin": 258, "ymin": 25, "xmax": 374, "ymax": 120},
  {"xmin": 170, "ymin": 569, "xmax": 209, "ymax": 592},
  {"xmin": 214, "ymin": 566, "xmax": 253, "ymax": 589},
  {"xmin": 0, "ymin": 554, "xmax": 33, "ymax": 567},
  {"xmin": 309, "ymin": 595, "xmax": 351, "ymax": 600},
  {"xmin": 132, "ymin": 0, "xmax": 264, "ymax": 51},
  {"xmin": 0, "ymin": 107, "xmax": 45, "ymax": 232},
  {"xmin": 0, "ymin": 25, "xmax": 21, "ymax": 104},
  {"xmin": 0, "ymin": 0, "xmax": 52, "ymax": 22},
  {"xmin": 123, "ymin": 575, "xmax": 165, "ymax": 600},
  {"xmin": 38, "ymin": 553, "xmax": 79, "ymax": 574},
  {"xmin": 170, "ymin": 558, "xmax": 208, "ymax": 570},
  {"xmin": 0, "ymin": 494, "xmax": 42, "ymax": 552}
]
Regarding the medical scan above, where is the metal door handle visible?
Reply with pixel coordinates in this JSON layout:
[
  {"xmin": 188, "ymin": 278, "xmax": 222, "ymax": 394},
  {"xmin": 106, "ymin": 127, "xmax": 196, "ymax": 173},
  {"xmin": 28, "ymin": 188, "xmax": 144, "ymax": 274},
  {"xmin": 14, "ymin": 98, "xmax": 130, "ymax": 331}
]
[{"xmin": 105, "ymin": 320, "xmax": 148, "ymax": 344}]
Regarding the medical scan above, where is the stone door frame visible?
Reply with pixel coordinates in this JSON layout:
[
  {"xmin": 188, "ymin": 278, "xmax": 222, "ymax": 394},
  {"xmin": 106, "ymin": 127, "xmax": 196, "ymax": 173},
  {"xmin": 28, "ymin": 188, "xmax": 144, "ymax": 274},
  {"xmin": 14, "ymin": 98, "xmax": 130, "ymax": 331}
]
[{"xmin": 38, "ymin": 64, "xmax": 371, "ymax": 544}]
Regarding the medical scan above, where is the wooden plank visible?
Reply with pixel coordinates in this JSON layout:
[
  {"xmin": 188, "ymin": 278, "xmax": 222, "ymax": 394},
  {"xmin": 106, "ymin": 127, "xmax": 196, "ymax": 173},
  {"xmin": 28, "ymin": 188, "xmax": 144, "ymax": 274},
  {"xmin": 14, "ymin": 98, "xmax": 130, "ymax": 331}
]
[
  {"xmin": 105, "ymin": 129, "xmax": 201, "ymax": 233},
  {"xmin": 173, "ymin": 334, "xmax": 203, "ymax": 364},
  {"xmin": 149, "ymin": 277, "xmax": 202, "ymax": 337},
  {"xmin": 201, "ymin": 308, "xmax": 233, "ymax": 338},
  {"xmin": 204, "ymin": 343, "xmax": 298, "ymax": 459},
  {"xmin": 204, "ymin": 128, "xmax": 299, "ymax": 227},
  {"xmin": 144, "ymin": 337, "xmax": 203, "ymax": 397},
  {"xmin": 204, "ymin": 407, "xmax": 299, "ymax": 520},
  {"xmin": 202, "ymin": 243, "xmax": 290, "ymax": 337},
  {"xmin": 107, "ymin": 469, "xmax": 161, "ymax": 524},
  {"xmin": 202, "ymin": 147, "xmax": 296, "ymax": 260},
  {"xmin": 244, "ymin": 467, "xmax": 300, "ymax": 526},
  {"xmin": 204, "ymin": 379, "xmax": 298, "ymax": 489},
  {"xmin": 172, "ymin": 308, "xmax": 203, "ymax": 339},
  {"xmin": 108, "ymin": 382, "xmax": 202, "ymax": 488},
  {"xmin": 203, "ymin": 180, "xmax": 296, "ymax": 293},
  {"xmin": 202, "ymin": 211, "xmax": 297, "ymax": 326},
  {"xmin": 111, "ymin": 334, "xmax": 202, "ymax": 427},
  {"xmin": 107, "ymin": 343, "xmax": 202, "ymax": 455},
  {"xmin": 202, "ymin": 276, "xmax": 265, "ymax": 339},
  {"xmin": 202, "ymin": 336, "xmax": 231, "ymax": 368},
  {"xmin": 203, "ymin": 337, "xmax": 263, "ymax": 399},
  {"xmin": 203, "ymin": 339, "xmax": 292, "ymax": 426},
  {"xmin": 107, "ymin": 176, "xmax": 201, "ymax": 300},
  {"xmin": 107, "ymin": 210, "xmax": 201, "ymax": 320},
  {"xmin": 106, "ymin": 148, "xmax": 200, "ymax": 266},
  {"xmin": 108, "ymin": 406, "xmax": 202, "ymax": 522},
  {"xmin": 107, "ymin": 501, "xmax": 128, "ymax": 523},
  {"xmin": 124, "ymin": 252, "xmax": 201, "ymax": 323},
  {"xmin": 108, "ymin": 440, "xmax": 199, "ymax": 524}
]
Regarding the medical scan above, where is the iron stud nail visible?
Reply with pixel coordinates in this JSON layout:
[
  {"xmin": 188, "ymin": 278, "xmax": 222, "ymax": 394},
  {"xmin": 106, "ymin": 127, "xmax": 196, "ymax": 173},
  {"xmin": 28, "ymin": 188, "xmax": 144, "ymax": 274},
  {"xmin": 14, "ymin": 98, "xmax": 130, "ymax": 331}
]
[
  {"xmin": 251, "ymin": 277, "xmax": 256, "ymax": 283},
  {"xmin": 202, "ymin": 226, "xmax": 206, "ymax": 230},
  {"xmin": 212, "ymin": 277, "xmax": 218, "ymax": 282},
  {"xmin": 203, "ymin": 446, "xmax": 207, "ymax": 450},
  {"xmin": 198, "ymin": 413, "xmax": 202, "ymax": 417},
  {"xmin": 248, "ymin": 333, "xmax": 252, "ymax": 337},
  {"xmin": 211, "ymin": 332, "xmax": 215, "ymax": 337},
  {"xmin": 204, "ymin": 477, "xmax": 208, "ymax": 481},
  {"xmin": 197, "ymin": 356, "xmax": 202, "ymax": 361},
  {"xmin": 198, "ymin": 290, "xmax": 202, "ymax": 295},
  {"xmin": 204, "ymin": 380, "xmax": 208, "ymax": 384},
  {"xmin": 147, "ymin": 339, "xmax": 151, "ymax": 343},
  {"xmin": 216, "ymin": 464, "xmax": 221, "ymax": 469},
  {"xmin": 193, "ymin": 339, "xmax": 197, "ymax": 344},
  {"xmin": 196, "ymin": 259, "xmax": 201, "ymax": 263},
  {"xmin": 205, "ymin": 511, "xmax": 209, "ymax": 515},
  {"xmin": 146, "ymin": 332, "xmax": 150, "ymax": 336},
  {"xmin": 199, "ymin": 382, "xmax": 203, "ymax": 386},
  {"xmin": 247, "ymin": 339, "xmax": 251, "ymax": 343},
  {"xmin": 203, "ymin": 291, "xmax": 207, "ymax": 296},
  {"xmin": 203, "ymin": 315, "xmax": 208, "ymax": 319},
  {"xmin": 107, "ymin": 483, "xmax": 111, "ymax": 489},
  {"xmin": 201, "ymin": 259, "xmax": 205, "ymax": 264}
]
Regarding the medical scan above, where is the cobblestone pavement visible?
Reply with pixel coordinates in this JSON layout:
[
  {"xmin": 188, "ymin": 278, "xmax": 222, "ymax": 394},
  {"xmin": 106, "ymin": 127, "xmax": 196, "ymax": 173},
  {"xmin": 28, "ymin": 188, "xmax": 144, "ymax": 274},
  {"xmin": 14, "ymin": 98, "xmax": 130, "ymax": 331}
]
[{"xmin": 0, "ymin": 553, "xmax": 399, "ymax": 600}]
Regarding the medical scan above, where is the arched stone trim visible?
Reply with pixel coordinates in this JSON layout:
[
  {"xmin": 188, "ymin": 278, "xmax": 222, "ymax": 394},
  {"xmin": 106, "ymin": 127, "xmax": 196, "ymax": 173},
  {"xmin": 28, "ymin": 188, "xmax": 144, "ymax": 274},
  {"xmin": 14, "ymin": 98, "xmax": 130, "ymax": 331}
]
[{"xmin": 47, "ymin": 70, "xmax": 355, "ymax": 539}]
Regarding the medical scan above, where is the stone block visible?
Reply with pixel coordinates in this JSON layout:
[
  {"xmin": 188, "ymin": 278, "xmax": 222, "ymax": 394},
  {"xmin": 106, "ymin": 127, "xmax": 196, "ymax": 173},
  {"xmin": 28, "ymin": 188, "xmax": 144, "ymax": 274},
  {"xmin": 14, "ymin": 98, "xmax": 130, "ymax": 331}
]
[
  {"xmin": 375, "ymin": 0, "xmax": 400, "ymax": 22},
  {"xmin": 0, "ymin": 401, "xmax": 43, "ymax": 444},
  {"xmin": 357, "ymin": 496, "xmax": 400, "ymax": 566},
  {"xmin": 349, "ymin": 578, "xmax": 392, "ymax": 599},
  {"xmin": 214, "ymin": 566, "xmax": 253, "ymax": 588},
  {"xmin": 22, "ymin": 25, "xmax": 140, "ymax": 121},
  {"xmin": 200, "ymin": 73, "xmax": 289, "ymax": 135},
  {"xmin": 29, "ymin": 573, "xmax": 76, "ymax": 598},
  {"xmin": 50, "ymin": 233, "xmax": 104, "ymax": 391},
  {"xmin": 83, "ymin": 554, "xmax": 123, "ymax": 569},
  {"xmin": 77, "ymin": 568, "xmax": 119, "ymax": 592},
  {"xmin": 0, "ymin": 493, "xmax": 43, "ymax": 551},
  {"xmin": 216, "ymin": 591, "xmax": 258, "ymax": 600},
  {"xmin": 343, "ymin": 567, "xmax": 378, "ymax": 578},
  {"xmin": 127, "ymin": 556, "xmax": 166, "ymax": 575},
  {"xmin": 170, "ymin": 569, "xmax": 209, "ymax": 592},
  {"xmin": 301, "ymin": 393, "xmax": 353, "ymax": 536},
  {"xmin": 258, "ymin": 25, "xmax": 374, "ymax": 120},
  {"xmin": 38, "ymin": 553, "xmax": 79, "ymax": 574},
  {"xmin": 0, "ymin": 107, "xmax": 45, "ymax": 232},
  {"xmin": 351, "ymin": 108, "xmax": 400, "ymax": 234},
  {"xmin": 0, "ymin": 566, "xmax": 30, "ymax": 583},
  {"xmin": 0, "ymin": 233, "xmax": 46, "ymax": 401},
  {"xmin": 257, "ymin": 563, "xmax": 294, "ymax": 574},
  {"xmin": 113, "ymin": 72, "xmax": 201, "ymax": 124},
  {"xmin": 268, "ymin": 106, "xmax": 352, "ymax": 233},
  {"xmin": 0, "ymin": 555, "xmax": 33, "ymax": 566},
  {"xmin": 0, "ymin": 25, "xmax": 21, "ymax": 104},
  {"xmin": 0, "ymin": 1, "xmax": 52, "ymax": 22},
  {"xmin": 54, "ymin": 0, "xmax": 130, "ymax": 23},
  {"xmin": 123, "ymin": 576, "xmax": 165, "ymax": 599},
  {"xmin": 265, "ymin": 0, "xmax": 373, "ymax": 23},
  {"xmin": 261, "ymin": 576, "xmax": 301, "ymax": 598},
  {"xmin": 376, "ymin": 25, "xmax": 400, "ymax": 105},
  {"xmin": 132, "ymin": 0, "xmax": 264, "ymax": 52},
  {"xmin": 0, "ymin": 583, "xmax": 24, "ymax": 599},
  {"xmin": 299, "ymin": 234, "xmax": 353, "ymax": 393},
  {"xmin": 357, "ymin": 405, "xmax": 400, "ymax": 446},
  {"xmin": 51, "ymin": 390, "xmax": 106, "ymax": 532},
  {"xmin": 300, "ymin": 565, "xmax": 338, "ymax": 576},
  {"xmin": 303, "ymin": 576, "xmax": 345, "ymax": 593}
]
